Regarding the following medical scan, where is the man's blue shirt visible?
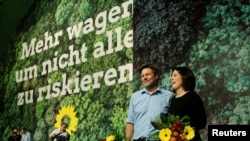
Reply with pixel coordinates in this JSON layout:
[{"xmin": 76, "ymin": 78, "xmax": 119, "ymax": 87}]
[{"xmin": 126, "ymin": 87, "xmax": 173, "ymax": 139}]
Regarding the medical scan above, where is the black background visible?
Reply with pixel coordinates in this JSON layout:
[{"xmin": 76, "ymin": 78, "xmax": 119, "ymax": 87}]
[{"xmin": 0, "ymin": 0, "xmax": 34, "ymax": 59}]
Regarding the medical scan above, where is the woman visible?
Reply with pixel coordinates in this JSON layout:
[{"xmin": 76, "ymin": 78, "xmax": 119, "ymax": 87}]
[{"xmin": 168, "ymin": 67, "xmax": 207, "ymax": 141}]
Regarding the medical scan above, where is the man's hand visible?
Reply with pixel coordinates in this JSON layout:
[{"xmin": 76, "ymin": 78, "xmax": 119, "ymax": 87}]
[{"xmin": 50, "ymin": 133, "xmax": 56, "ymax": 138}]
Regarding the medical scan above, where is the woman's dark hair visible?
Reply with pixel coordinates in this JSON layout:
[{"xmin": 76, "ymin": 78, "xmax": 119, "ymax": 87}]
[{"xmin": 173, "ymin": 67, "xmax": 196, "ymax": 91}]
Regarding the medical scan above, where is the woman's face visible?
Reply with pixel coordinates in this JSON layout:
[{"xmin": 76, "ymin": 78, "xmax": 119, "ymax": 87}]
[{"xmin": 170, "ymin": 70, "xmax": 183, "ymax": 91}]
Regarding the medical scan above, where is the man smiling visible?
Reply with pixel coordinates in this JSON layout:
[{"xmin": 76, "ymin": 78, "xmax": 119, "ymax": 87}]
[{"xmin": 125, "ymin": 63, "xmax": 173, "ymax": 141}]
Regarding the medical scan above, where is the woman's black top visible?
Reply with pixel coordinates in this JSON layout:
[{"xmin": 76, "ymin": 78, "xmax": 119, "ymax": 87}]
[{"xmin": 168, "ymin": 91, "xmax": 207, "ymax": 141}]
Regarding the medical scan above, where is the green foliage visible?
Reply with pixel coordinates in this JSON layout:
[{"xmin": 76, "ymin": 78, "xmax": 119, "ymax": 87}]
[
  {"xmin": 133, "ymin": 0, "xmax": 209, "ymax": 71},
  {"xmin": 1, "ymin": 0, "xmax": 132, "ymax": 141},
  {"xmin": 78, "ymin": 1, "xmax": 94, "ymax": 20},
  {"xmin": 4, "ymin": 0, "xmax": 250, "ymax": 141},
  {"xmin": 227, "ymin": 96, "xmax": 250, "ymax": 124},
  {"xmin": 134, "ymin": 1, "xmax": 250, "ymax": 141},
  {"xmin": 151, "ymin": 114, "xmax": 190, "ymax": 130},
  {"xmin": 55, "ymin": 0, "xmax": 75, "ymax": 25},
  {"xmin": 186, "ymin": 0, "xmax": 250, "ymax": 128},
  {"xmin": 110, "ymin": 106, "xmax": 127, "ymax": 140}
]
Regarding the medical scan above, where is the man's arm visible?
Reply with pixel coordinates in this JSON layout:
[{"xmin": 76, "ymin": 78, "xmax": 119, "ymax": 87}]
[
  {"xmin": 125, "ymin": 123, "xmax": 134, "ymax": 141},
  {"xmin": 49, "ymin": 129, "xmax": 57, "ymax": 139}
]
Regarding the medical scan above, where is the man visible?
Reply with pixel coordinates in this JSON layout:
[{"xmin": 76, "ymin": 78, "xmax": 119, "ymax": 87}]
[
  {"xmin": 50, "ymin": 123, "xmax": 70, "ymax": 141},
  {"xmin": 125, "ymin": 63, "xmax": 173, "ymax": 141},
  {"xmin": 21, "ymin": 127, "xmax": 31, "ymax": 141}
]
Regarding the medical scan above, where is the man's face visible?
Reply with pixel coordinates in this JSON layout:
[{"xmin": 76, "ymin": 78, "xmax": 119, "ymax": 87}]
[
  {"xmin": 61, "ymin": 124, "xmax": 67, "ymax": 131},
  {"xmin": 141, "ymin": 68, "xmax": 158, "ymax": 89},
  {"xmin": 13, "ymin": 129, "xmax": 18, "ymax": 135}
]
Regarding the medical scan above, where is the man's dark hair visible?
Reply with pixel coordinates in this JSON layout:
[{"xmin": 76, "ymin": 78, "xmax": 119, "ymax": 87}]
[
  {"xmin": 138, "ymin": 63, "xmax": 160, "ymax": 75},
  {"xmin": 21, "ymin": 127, "xmax": 27, "ymax": 133}
]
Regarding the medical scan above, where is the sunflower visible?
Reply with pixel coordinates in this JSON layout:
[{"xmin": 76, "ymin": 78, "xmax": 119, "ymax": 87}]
[
  {"xmin": 182, "ymin": 126, "xmax": 195, "ymax": 140},
  {"xmin": 159, "ymin": 128, "xmax": 172, "ymax": 141},
  {"xmin": 106, "ymin": 135, "xmax": 115, "ymax": 141},
  {"xmin": 54, "ymin": 105, "xmax": 78, "ymax": 135}
]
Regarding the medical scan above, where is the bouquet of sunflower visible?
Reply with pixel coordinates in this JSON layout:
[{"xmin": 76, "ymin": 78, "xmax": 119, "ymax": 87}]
[{"xmin": 150, "ymin": 113, "xmax": 195, "ymax": 141}]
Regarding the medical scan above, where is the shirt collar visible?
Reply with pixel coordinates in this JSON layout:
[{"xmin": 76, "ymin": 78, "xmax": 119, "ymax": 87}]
[{"xmin": 141, "ymin": 87, "xmax": 162, "ymax": 95}]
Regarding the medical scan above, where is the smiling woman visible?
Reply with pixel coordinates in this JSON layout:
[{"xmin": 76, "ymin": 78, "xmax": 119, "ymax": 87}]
[{"xmin": 168, "ymin": 67, "xmax": 207, "ymax": 141}]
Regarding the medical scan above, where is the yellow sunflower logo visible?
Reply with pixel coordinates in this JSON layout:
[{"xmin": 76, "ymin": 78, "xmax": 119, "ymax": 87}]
[{"xmin": 54, "ymin": 105, "xmax": 78, "ymax": 135}]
